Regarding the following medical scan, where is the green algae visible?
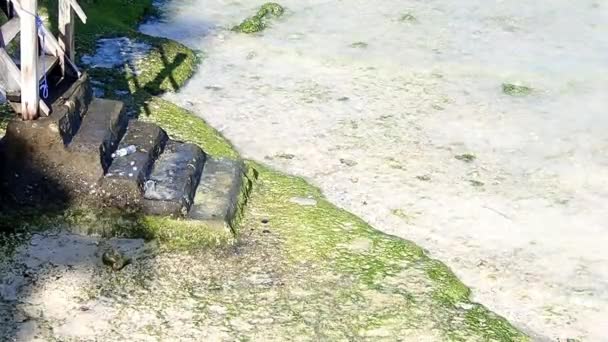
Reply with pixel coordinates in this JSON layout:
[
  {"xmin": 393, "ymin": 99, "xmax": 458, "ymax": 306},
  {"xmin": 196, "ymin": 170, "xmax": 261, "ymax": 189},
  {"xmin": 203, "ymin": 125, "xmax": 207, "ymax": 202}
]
[
  {"xmin": 233, "ymin": 16, "xmax": 266, "ymax": 34},
  {"xmin": 455, "ymin": 153, "xmax": 477, "ymax": 163},
  {"xmin": 400, "ymin": 13, "xmax": 418, "ymax": 23},
  {"xmin": 233, "ymin": 2, "xmax": 285, "ymax": 34},
  {"xmin": 350, "ymin": 41, "xmax": 369, "ymax": 49},
  {"xmin": 502, "ymin": 83, "xmax": 533, "ymax": 97}
]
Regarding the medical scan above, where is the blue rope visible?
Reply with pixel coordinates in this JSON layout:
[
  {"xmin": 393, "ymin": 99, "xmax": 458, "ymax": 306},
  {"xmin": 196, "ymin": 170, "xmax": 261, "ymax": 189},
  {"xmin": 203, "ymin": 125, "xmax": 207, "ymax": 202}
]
[{"xmin": 35, "ymin": 15, "xmax": 49, "ymax": 99}]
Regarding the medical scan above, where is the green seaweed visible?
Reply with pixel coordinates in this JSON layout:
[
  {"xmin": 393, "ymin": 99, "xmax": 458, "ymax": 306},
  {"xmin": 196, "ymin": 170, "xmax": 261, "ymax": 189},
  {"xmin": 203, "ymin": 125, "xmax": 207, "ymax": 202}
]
[
  {"xmin": 455, "ymin": 153, "xmax": 476, "ymax": 163},
  {"xmin": 233, "ymin": 2, "xmax": 285, "ymax": 33},
  {"xmin": 350, "ymin": 41, "xmax": 369, "ymax": 49},
  {"xmin": 502, "ymin": 83, "xmax": 533, "ymax": 97},
  {"xmin": 400, "ymin": 13, "xmax": 418, "ymax": 23}
]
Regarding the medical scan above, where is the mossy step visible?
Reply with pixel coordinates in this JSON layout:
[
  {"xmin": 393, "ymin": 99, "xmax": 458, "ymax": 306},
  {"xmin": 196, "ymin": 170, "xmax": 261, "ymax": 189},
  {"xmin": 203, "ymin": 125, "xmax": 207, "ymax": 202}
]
[
  {"xmin": 67, "ymin": 98, "xmax": 127, "ymax": 179},
  {"xmin": 142, "ymin": 140, "xmax": 205, "ymax": 216},
  {"xmin": 189, "ymin": 158, "xmax": 246, "ymax": 231},
  {"xmin": 101, "ymin": 121, "xmax": 168, "ymax": 208}
]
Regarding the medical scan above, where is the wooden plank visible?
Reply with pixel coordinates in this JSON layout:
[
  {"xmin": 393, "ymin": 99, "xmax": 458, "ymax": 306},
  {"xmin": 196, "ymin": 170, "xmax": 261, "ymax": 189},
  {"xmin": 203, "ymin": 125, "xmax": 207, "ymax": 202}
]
[
  {"xmin": 58, "ymin": 0, "xmax": 73, "ymax": 72},
  {"xmin": 38, "ymin": 54, "xmax": 58, "ymax": 81},
  {"xmin": 0, "ymin": 16, "xmax": 20, "ymax": 47},
  {"xmin": 0, "ymin": 48, "xmax": 21, "ymax": 91},
  {"xmin": 9, "ymin": 0, "xmax": 80, "ymax": 76},
  {"xmin": 19, "ymin": 0, "xmax": 38, "ymax": 120},
  {"xmin": 16, "ymin": 54, "xmax": 59, "ymax": 80},
  {"xmin": 69, "ymin": 0, "xmax": 86, "ymax": 23},
  {"xmin": 1, "ymin": 49, "xmax": 50, "ymax": 116}
]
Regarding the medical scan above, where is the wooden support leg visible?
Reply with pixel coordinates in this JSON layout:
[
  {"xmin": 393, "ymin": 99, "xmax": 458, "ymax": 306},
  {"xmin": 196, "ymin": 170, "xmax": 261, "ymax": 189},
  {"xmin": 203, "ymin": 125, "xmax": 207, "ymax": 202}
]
[
  {"xmin": 20, "ymin": 0, "xmax": 39, "ymax": 120},
  {"xmin": 58, "ymin": 0, "xmax": 74, "ymax": 76}
]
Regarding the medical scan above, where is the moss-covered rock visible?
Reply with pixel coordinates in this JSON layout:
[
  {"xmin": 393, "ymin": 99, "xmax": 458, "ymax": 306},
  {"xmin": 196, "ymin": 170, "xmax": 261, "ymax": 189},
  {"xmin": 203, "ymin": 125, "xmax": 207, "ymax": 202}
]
[
  {"xmin": 233, "ymin": 2, "xmax": 285, "ymax": 34},
  {"xmin": 502, "ymin": 83, "xmax": 533, "ymax": 97}
]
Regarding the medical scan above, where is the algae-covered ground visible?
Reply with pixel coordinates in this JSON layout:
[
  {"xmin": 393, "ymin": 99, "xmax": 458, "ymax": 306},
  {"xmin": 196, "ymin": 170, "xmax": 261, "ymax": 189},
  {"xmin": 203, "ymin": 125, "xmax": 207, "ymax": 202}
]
[{"xmin": 0, "ymin": 0, "xmax": 527, "ymax": 340}]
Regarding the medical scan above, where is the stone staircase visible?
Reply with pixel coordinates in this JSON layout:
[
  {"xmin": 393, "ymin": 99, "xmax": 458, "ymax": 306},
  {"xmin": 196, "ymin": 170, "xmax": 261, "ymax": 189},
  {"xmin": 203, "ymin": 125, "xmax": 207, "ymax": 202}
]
[{"xmin": 0, "ymin": 73, "xmax": 246, "ymax": 228}]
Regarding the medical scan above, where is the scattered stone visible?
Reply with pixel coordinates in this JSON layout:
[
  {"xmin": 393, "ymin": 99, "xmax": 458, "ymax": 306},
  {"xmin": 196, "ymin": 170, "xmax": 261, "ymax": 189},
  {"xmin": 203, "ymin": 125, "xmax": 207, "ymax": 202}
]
[
  {"xmin": 502, "ymin": 83, "xmax": 533, "ymax": 97},
  {"xmin": 455, "ymin": 153, "xmax": 476, "ymax": 163},
  {"xmin": 350, "ymin": 42, "xmax": 368, "ymax": 49},
  {"xmin": 337, "ymin": 96, "xmax": 350, "ymax": 101},
  {"xmin": 400, "ymin": 13, "xmax": 418, "ymax": 23},
  {"xmin": 340, "ymin": 158, "xmax": 358, "ymax": 167},
  {"xmin": 289, "ymin": 197, "xmax": 317, "ymax": 206},
  {"xmin": 246, "ymin": 51, "xmax": 257, "ymax": 60},
  {"xmin": 416, "ymin": 175, "xmax": 431, "ymax": 181},
  {"xmin": 275, "ymin": 153, "xmax": 295, "ymax": 160},
  {"xmin": 469, "ymin": 180, "xmax": 485, "ymax": 187},
  {"xmin": 392, "ymin": 209, "xmax": 414, "ymax": 222},
  {"xmin": 101, "ymin": 247, "xmax": 130, "ymax": 271}
]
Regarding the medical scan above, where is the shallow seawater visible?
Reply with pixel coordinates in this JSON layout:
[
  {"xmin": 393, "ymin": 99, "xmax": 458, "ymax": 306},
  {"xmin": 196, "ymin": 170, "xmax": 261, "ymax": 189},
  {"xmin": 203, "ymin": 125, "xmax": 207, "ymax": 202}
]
[
  {"xmin": 81, "ymin": 37, "xmax": 152, "ymax": 74},
  {"xmin": 140, "ymin": 1, "xmax": 608, "ymax": 340}
]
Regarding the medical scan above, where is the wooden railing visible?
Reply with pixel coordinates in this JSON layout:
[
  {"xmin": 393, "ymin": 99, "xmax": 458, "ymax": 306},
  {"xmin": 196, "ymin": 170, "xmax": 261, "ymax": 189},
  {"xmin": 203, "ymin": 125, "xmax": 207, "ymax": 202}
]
[{"xmin": 0, "ymin": 0, "xmax": 86, "ymax": 119}]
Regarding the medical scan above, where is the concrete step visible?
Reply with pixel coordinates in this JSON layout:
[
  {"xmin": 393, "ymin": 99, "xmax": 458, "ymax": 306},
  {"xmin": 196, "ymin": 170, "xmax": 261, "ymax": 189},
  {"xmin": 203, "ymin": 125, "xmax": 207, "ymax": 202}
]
[
  {"xmin": 142, "ymin": 140, "xmax": 206, "ymax": 217},
  {"xmin": 1, "ymin": 73, "xmax": 92, "ymax": 161},
  {"xmin": 189, "ymin": 158, "xmax": 246, "ymax": 230},
  {"xmin": 101, "ymin": 121, "xmax": 168, "ymax": 208},
  {"xmin": 67, "ymin": 98, "xmax": 127, "ymax": 182}
]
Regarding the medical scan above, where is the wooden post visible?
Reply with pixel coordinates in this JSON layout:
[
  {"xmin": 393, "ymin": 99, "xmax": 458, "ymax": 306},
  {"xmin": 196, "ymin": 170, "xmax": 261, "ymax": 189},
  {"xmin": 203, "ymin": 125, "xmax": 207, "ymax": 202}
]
[
  {"xmin": 58, "ymin": 0, "xmax": 74, "ymax": 74},
  {"xmin": 20, "ymin": 0, "xmax": 39, "ymax": 120}
]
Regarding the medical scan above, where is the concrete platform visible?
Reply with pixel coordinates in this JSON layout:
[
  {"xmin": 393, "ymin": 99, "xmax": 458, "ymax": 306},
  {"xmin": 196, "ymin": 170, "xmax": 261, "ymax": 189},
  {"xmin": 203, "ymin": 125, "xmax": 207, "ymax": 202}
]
[{"xmin": 0, "ymin": 75, "xmax": 250, "ymax": 237}]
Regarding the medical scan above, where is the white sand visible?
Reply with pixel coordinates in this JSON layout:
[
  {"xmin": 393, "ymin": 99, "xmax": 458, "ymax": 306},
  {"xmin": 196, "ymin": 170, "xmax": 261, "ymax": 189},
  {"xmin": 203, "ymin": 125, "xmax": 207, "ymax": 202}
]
[{"xmin": 140, "ymin": 1, "xmax": 608, "ymax": 340}]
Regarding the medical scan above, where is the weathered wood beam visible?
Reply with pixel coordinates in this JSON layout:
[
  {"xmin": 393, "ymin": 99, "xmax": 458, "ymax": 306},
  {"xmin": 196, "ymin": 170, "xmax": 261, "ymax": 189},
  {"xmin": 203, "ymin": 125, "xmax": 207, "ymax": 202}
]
[
  {"xmin": 58, "ymin": 0, "xmax": 73, "ymax": 72},
  {"xmin": 9, "ymin": 0, "xmax": 81, "ymax": 76},
  {"xmin": 19, "ymin": 0, "xmax": 38, "ymax": 120},
  {"xmin": 69, "ymin": 0, "xmax": 86, "ymax": 23},
  {"xmin": 0, "ymin": 16, "xmax": 20, "ymax": 47}
]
